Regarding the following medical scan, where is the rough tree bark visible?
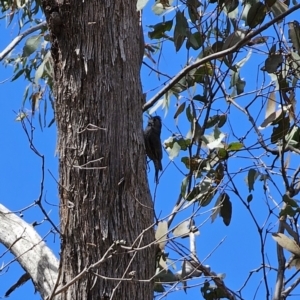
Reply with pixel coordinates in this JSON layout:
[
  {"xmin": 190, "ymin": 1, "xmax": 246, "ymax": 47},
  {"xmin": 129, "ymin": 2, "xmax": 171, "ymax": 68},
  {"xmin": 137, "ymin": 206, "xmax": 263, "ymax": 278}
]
[{"xmin": 42, "ymin": 1, "xmax": 155, "ymax": 299}]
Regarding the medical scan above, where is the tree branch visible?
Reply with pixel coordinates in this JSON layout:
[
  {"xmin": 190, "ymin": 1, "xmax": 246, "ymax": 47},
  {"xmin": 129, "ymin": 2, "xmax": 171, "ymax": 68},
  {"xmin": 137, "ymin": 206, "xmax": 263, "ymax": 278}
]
[
  {"xmin": 0, "ymin": 21, "xmax": 47, "ymax": 61},
  {"xmin": 0, "ymin": 204, "xmax": 58, "ymax": 299},
  {"xmin": 142, "ymin": 4, "xmax": 300, "ymax": 112}
]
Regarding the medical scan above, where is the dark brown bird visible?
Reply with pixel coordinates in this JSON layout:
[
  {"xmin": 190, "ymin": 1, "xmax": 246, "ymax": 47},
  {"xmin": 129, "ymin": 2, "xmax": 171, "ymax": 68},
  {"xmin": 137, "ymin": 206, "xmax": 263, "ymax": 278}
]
[{"xmin": 144, "ymin": 116, "xmax": 163, "ymax": 183}]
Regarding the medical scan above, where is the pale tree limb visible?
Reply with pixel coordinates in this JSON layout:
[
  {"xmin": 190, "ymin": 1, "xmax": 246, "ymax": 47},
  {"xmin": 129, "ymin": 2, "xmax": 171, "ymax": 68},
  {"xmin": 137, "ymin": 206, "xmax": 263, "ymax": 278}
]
[
  {"xmin": 0, "ymin": 21, "xmax": 47, "ymax": 61},
  {"xmin": 0, "ymin": 204, "xmax": 59, "ymax": 299},
  {"xmin": 142, "ymin": 3, "xmax": 300, "ymax": 112}
]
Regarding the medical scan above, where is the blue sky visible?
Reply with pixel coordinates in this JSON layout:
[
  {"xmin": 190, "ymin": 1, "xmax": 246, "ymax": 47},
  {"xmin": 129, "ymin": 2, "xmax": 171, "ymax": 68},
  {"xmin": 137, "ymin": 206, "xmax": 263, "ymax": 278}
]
[{"xmin": 1, "ymin": 2, "xmax": 300, "ymax": 300}]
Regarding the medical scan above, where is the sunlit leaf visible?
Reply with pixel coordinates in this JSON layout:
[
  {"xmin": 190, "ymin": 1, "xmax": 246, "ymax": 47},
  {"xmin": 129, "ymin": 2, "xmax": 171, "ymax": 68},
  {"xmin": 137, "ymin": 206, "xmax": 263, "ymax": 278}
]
[
  {"xmin": 265, "ymin": 91, "xmax": 276, "ymax": 120},
  {"xmin": 202, "ymin": 127, "xmax": 226, "ymax": 150},
  {"xmin": 227, "ymin": 142, "xmax": 243, "ymax": 151},
  {"xmin": 137, "ymin": 0, "xmax": 150, "ymax": 11},
  {"xmin": 270, "ymin": 0, "xmax": 288, "ymax": 20},
  {"xmin": 22, "ymin": 35, "xmax": 42, "ymax": 57},
  {"xmin": 155, "ymin": 221, "xmax": 168, "ymax": 250},
  {"xmin": 151, "ymin": 0, "xmax": 174, "ymax": 15},
  {"xmin": 173, "ymin": 221, "xmax": 190, "ymax": 237},
  {"xmin": 15, "ymin": 112, "xmax": 28, "ymax": 121},
  {"xmin": 148, "ymin": 98, "xmax": 164, "ymax": 115},
  {"xmin": 259, "ymin": 108, "xmax": 284, "ymax": 129},
  {"xmin": 272, "ymin": 233, "xmax": 300, "ymax": 256},
  {"xmin": 166, "ymin": 141, "xmax": 181, "ymax": 159}
]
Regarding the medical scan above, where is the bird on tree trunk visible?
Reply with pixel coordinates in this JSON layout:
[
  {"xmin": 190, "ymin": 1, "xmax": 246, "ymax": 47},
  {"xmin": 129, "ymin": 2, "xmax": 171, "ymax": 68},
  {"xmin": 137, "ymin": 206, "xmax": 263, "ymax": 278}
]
[{"xmin": 144, "ymin": 116, "xmax": 163, "ymax": 183}]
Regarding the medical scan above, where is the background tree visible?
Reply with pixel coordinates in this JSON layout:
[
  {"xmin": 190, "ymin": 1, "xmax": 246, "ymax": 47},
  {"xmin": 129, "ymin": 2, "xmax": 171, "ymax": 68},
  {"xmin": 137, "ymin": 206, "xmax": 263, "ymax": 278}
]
[{"xmin": 1, "ymin": 0, "xmax": 300, "ymax": 300}]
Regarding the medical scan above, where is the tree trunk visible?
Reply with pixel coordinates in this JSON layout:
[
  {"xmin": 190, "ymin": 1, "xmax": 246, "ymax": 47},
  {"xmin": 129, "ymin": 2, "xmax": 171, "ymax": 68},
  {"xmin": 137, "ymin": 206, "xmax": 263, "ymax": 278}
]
[{"xmin": 42, "ymin": 1, "xmax": 154, "ymax": 299}]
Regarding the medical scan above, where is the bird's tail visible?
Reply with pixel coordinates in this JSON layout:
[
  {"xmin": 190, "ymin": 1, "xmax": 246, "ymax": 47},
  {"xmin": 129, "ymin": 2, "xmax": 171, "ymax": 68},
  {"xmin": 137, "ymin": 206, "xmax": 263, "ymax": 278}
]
[{"xmin": 154, "ymin": 160, "xmax": 162, "ymax": 183}]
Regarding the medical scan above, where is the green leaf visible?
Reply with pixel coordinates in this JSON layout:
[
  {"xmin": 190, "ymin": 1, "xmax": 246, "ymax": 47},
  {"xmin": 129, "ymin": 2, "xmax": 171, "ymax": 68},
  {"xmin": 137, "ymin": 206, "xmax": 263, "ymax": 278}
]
[
  {"xmin": 264, "ymin": 54, "xmax": 283, "ymax": 73},
  {"xmin": 22, "ymin": 34, "xmax": 42, "ymax": 57},
  {"xmin": 217, "ymin": 148, "xmax": 228, "ymax": 159},
  {"xmin": 35, "ymin": 60, "xmax": 45, "ymax": 85},
  {"xmin": 187, "ymin": 0, "xmax": 201, "ymax": 23},
  {"xmin": 174, "ymin": 102, "xmax": 186, "ymax": 119},
  {"xmin": 193, "ymin": 94, "xmax": 208, "ymax": 103},
  {"xmin": 206, "ymin": 115, "xmax": 220, "ymax": 128},
  {"xmin": 218, "ymin": 114, "xmax": 227, "ymax": 128},
  {"xmin": 283, "ymin": 195, "xmax": 299, "ymax": 208},
  {"xmin": 193, "ymin": 63, "xmax": 213, "ymax": 83},
  {"xmin": 174, "ymin": 10, "xmax": 188, "ymax": 52},
  {"xmin": 223, "ymin": 0, "xmax": 239, "ymax": 14},
  {"xmin": 211, "ymin": 41, "xmax": 224, "ymax": 53},
  {"xmin": 186, "ymin": 32, "xmax": 204, "ymax": 50},
  {"xmin": 247, "ymin": 194, "xmax": 253, "ymax": 203},
  {"xmin": 164, "ymin": 136, "xmax": 191, "ymax": 153},
  {"xmin": 280, "ymin": 205, "xmax": 297, "ymax": 217},
  {"xmin": 219, "ymin": 193, "xmax": 232, "ymax": 226},
  {"xmin": 227, "ymin": 142, "xmax": 243, "ymax": 151},
  {"xmin": 186, "ymin": 104, "xmax": 193, "ymax": 122},
  {"xmin": 236, "ymin": 77, "xmax": 246, "ymax": 95},
  {"xmin": 211, "ymin": 194, "xmax": 223, "ymax": 223},
  {"xmin": 247, "ymin": 2, "xmax": 267, "ymax": 29},
  {"xmin": 222, "ymin": 29, "xmax": 246, "ymax": 50},
  {"xmin": 154, "ymin": 283, "xmax": 165, "ymax": 293},
  {"xmin": 11, "ymin": 68, "xmax": 25, "ymax": 81},
  {"xmin": 181, "ymin": 176, "xmax": 189, "ymax": 197},
  {"xmin": 148, "ymin": 20, "xmax": 173, "ymax": 39},
  {"xmin": 271, "ymin": 117, "xmax": 290, "ymax": 144},
  {"xmin": 246, "ymin": 169, "xmax": 259, "ymax": 192}
]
